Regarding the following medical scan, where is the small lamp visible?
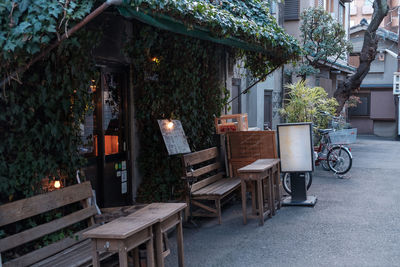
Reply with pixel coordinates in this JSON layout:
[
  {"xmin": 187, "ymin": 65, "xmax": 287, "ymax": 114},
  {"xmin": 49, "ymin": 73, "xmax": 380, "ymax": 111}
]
[{"xmin": 54, "ymin": 180, "xmax": 61, "ymax": 189}]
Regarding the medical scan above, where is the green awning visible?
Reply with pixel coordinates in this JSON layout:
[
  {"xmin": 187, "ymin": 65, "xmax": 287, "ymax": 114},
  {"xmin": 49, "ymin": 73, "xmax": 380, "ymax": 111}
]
[
  {"xmin": 115, "ymin": 0, "xmax": 301, "ymax": 65},
  {"xmin": 117, "ymin": 7, "xmax": 266, "ymax": 53}
]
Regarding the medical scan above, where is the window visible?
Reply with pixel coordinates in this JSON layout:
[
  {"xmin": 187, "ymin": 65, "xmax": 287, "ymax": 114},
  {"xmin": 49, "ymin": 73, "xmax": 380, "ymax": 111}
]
[
  {"xmin": 364, "ymin": 0, "xmax": 373, "ymax": 6},
  {"xmin": 268, "ymin": 0, "xmax": 277, "ymax": 14},
  {"xmin": 339, "ymin": 2, "xmax": 345, "ymax": 25},
  {"xmin": 315, "ymin": 0, "xmax": 334, "ymax": 12},
  {"xmin": 284, "ymin": 0, "xmax": 300, "ymax": 21},
  {"xmin": 348, "ymin": 94, "xmax": 370, "ymax": 116},
  {"xmin": 349, "ymin": 55, "xmax": 360, "ymax": 68}
]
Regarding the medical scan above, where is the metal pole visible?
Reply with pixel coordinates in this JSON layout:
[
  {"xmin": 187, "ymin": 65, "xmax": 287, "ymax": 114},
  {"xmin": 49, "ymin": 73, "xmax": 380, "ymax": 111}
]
[{"xmin": 397, "ymin": 7, "xmax": 400, "ymax": 137}]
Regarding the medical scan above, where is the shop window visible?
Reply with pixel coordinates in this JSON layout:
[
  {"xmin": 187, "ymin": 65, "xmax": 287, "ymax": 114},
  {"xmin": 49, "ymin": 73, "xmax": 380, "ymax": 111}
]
[
  {"xmin": 284, "ymin": 0, "xmax": 300, "ymax": 21},
  {"xmin": 348, "ymin": 94, "xmax": 370, "ymax": 116}
]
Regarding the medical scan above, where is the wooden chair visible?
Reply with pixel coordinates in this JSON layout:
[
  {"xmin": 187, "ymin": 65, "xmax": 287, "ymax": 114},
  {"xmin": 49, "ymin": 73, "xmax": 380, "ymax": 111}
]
[{"xmin": 181, "ymin": 147, "xmax": 241, "ymax": 224}]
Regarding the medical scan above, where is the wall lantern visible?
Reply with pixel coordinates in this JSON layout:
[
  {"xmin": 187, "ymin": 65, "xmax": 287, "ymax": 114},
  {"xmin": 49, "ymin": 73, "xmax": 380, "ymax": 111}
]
[
  {"xmin": 54, "ymin": 180, "xmax": 61, "ymax": 189},
  {"xmin": 277, "ymin": 123, "xmax": 317, "ymax": 206}
]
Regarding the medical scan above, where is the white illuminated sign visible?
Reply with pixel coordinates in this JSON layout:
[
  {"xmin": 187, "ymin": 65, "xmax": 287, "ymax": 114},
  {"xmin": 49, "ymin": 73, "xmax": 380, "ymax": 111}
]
[{"xmin": 277, "ymin": 123, "xmax": 314, "ymax": 173}]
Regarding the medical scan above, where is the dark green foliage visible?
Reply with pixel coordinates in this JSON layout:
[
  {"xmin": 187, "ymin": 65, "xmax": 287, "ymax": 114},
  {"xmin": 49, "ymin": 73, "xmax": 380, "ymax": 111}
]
[
  {"xmin": 121, "ymin": 0, "xmax": 301, "ymax": 79},
  {"xmin": 126, "ymin": 24, "xmax": 228, "ymax": 202},
  {"xmin": 0, "ymin": 30, "xmax": 99, "ymax": 202},
  {"xmin": 295, "ymin": 7, "xmax": 353, "ymax": 78},
  {"xmin": 0, "ymin": 0, "xmax": 94, "ymax": 79}
]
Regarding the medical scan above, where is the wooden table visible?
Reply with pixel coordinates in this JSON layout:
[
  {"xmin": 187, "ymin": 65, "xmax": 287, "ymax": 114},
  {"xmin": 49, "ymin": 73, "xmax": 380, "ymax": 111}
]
[
  {"xmin": 238, "ymin": 159, "xmax": 280, "ymax": 226},
  {"xmin": 128, "ymin": 203, "xmax": 186, "ymax": 267},
  {"xmin": 83, "ymin": 216, "xmax": 157, "ymax": 267}
]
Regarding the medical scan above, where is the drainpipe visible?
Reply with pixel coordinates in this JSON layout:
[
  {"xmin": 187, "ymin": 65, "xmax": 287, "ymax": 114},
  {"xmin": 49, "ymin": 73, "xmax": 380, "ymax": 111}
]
[
  {"xmin": 397, "ymin": 7, "xmax": 400, "ymax": 138},
  {"xmin": 0, "ymin": 0, "xmax": 124, "ymax": 89}
]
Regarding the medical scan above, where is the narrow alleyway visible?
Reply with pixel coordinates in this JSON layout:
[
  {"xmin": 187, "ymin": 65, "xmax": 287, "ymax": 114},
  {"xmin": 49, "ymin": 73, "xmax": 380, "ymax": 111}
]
[{"xmin": 165, "ymin": 136, "xmax": 400, "ymax": 267}]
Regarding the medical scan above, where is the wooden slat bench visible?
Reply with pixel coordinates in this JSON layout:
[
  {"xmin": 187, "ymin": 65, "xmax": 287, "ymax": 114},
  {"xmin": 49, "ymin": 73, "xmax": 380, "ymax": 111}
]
[
  {"xmin": 0, "ymin": 181, "xmax": 112, "ymax": 267},
  {"xmin": 181, "ymin": 147, "xmax": 241, "ymax": 224}
]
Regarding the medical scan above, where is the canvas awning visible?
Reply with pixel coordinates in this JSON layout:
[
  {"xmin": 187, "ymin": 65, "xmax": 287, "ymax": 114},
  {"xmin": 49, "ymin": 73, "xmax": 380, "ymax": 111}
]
[{"xmin": 116, "ymin": 0, "xmax": 301, "ymax": 65}]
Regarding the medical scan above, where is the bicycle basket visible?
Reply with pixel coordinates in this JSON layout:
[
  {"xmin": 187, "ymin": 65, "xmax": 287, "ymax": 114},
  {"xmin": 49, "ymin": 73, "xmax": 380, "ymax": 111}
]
[{"xmin": 328, "ymin": 128, "xmax": 357, "ymax": 144}]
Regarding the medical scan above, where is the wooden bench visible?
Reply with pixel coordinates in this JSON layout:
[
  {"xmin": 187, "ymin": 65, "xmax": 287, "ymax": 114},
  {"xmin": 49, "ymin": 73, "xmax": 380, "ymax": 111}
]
[
  {"xmin": 0, "ymin": 181, "xmax": 113, "ymax": 267},
  {"xmin": 181, "ymin": 147, "xmax": 241, "ymax": 224}
]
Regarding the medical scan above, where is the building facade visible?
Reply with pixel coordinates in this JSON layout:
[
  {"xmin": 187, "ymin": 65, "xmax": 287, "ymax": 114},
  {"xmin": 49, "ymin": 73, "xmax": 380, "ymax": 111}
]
[
  {"xmin": 348, "ymin": 23, "xmax": 398, "ymax": 136},
  {"xmin": 227, "ymin": 1, "xmax": 284, "ymax": 130},
  {"xmin": 283, "ymin": 0, "xmax": 355, "ymax": 100},
  {"xmin": 350, "ymin": 0, "xmax": 399, "ymax": 32}
]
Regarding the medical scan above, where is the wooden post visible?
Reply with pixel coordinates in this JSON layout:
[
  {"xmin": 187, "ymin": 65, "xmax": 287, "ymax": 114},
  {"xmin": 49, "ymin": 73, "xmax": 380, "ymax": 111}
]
[
  {"xmin": 241, "ymin": 180, "xmax": 247, "ymax": 225},
  {"xmin": 154, "ymin": 223, "xmax": 164, "ymax": 267},
  {"xmin": 177, "ymin": 213, "xmax": 185, "ymax": 267},
  {"xmin": 91, "ymin": 241, "xmax": 100, "ymax": 267},
  {"xmin": 118, "ymin": 246, "xmax": 129, "ymax": 267},
  {"xmin": 146, "ymin": 229, "xmax": 155, "ymax": 267}
]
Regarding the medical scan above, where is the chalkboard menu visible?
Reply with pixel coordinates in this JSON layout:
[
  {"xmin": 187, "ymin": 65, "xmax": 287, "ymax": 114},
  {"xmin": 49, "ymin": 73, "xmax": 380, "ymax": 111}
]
[{"xmin": 158, "ymin": 120, "xmax": 191, "ymax": 155}]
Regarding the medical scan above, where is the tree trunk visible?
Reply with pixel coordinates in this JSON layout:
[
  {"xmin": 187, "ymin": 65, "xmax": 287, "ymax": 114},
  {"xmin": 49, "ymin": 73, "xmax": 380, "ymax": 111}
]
[{"xmin": 334, "ymin": 0, "xmax": 389, "ymax": 114}]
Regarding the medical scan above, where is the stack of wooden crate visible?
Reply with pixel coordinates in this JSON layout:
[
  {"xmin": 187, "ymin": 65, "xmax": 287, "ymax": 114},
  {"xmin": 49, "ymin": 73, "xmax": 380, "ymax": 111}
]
[
  {"xmin": 226, "ymin": 131, "xmax": 277, "ymax": 177},
  {"xmin": 215, "ymin": 114, "xmax": 248, "ymax": 134}
]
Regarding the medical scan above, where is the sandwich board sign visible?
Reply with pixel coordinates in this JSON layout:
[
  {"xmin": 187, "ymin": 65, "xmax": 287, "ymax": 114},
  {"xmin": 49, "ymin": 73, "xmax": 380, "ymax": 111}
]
[{"xmin": 158, "ymin": 120, "xmax": 191, "ymax": 155}]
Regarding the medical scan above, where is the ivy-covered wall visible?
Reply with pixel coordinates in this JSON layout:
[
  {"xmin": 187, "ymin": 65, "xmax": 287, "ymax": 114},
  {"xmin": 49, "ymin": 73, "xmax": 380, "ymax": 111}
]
[
  {"xmin": 125, "ymin": 23, "xmax": 229, "ymax": 202},
  {"xmin": 0, "ymin": 31, "xmax": 99, "ymax": 203}
]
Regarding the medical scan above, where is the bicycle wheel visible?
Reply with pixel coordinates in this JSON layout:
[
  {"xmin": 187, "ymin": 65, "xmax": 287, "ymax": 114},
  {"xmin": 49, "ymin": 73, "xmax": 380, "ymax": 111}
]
[
  {"xmin": 282, "ymin": 172, "xmax": 312, "ymax": 195},
  {"xmin": 327, "ymin": 147, "xmax": 352, "ymax": 174},
  {"xmin": 321, "ymin": 160, "xmax": 331, "ymax": 171},
  {"xmin": 319, "ymin": 143, "xmax": 331, "ymax": 171}
]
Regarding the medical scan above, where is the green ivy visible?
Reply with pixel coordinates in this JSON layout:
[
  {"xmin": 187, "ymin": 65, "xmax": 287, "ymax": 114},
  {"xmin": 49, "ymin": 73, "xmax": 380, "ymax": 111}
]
[
  {"xmin": 125, "ymin": 23, "xmax": 228, "ymax": 202},
  {"xmin": 0, "ymin": 0, "xmax": 95, "ymax": 81},
  {"xmin": 0, "ymin": 30, "xmax": 99, "ymax": 202},
  {"xmin": 121, "ymin": 0, "xmax": 301, "ymax": 79}
]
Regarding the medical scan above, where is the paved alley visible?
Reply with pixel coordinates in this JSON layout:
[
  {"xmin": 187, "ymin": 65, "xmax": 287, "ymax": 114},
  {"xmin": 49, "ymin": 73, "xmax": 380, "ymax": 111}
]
[{"xmin": 165, "ymin": 136, "xmax": 400, "ymax": 267}]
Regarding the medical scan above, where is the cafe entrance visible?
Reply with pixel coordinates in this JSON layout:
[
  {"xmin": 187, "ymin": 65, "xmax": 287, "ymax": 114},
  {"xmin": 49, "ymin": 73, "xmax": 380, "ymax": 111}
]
[{"xmin": 81, "ymin": 66, "xmax": 131, "ymax": 207}]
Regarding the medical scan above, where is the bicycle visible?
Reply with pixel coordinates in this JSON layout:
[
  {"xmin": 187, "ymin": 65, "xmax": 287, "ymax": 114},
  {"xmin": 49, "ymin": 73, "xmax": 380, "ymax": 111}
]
[{"xmin": 282, "ymin": 114, "xmax": 355, "ymax": 195}]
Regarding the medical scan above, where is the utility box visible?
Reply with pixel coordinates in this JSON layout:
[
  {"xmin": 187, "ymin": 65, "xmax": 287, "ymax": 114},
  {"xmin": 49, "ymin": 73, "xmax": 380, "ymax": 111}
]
[{"xmin": 393, "ymin": 72, "xmax": 400, "ymax": 95}]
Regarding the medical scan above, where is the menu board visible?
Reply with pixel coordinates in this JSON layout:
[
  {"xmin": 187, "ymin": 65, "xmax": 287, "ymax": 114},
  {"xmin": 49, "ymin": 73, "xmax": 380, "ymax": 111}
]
[{"xmin": 158, "ymin": 120, "xmax": 191, "ymax": 155}]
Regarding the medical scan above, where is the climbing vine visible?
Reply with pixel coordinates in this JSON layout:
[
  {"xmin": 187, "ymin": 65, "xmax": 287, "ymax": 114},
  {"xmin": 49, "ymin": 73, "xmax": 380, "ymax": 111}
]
[
  {"xmin": 126, "ymin": 23, "xmax": 229, "ymax": 202},
  {"xmin": 119, "ymin": 0, "xmax": 301, "ymax": 79},
  {"xmin": 0, "ymin": 30, "xmax": 100, "ymax": 202}
]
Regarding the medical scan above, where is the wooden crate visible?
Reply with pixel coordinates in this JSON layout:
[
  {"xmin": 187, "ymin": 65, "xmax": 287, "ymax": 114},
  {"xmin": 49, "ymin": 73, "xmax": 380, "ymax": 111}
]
[
  {"xmin": 226, "ymin": 131, "xmax": 277, "ymax": 177},
  {"xmin": 215, "ymin": 114, "xmax": 248, "ymax": 134}
]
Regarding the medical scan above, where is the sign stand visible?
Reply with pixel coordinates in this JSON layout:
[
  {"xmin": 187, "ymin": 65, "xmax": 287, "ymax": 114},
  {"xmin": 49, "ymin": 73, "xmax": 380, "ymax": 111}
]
[
  {"xmin": 282, "ymin": 172, "xmax": 317, "ymax": 206},
  {"xmin": 158, "ymin": 119, "xmax": 198, "ymax": 228},
  {"xmin": 277, "ymin": 123, "xmax": 317, "ymax": 207}
]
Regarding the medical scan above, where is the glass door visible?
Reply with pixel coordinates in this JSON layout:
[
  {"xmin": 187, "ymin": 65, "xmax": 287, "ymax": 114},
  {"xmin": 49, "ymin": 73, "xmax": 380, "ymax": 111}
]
[{"xmin": 81, "ymin": 66, "xmax": 131, "ymax": 207}]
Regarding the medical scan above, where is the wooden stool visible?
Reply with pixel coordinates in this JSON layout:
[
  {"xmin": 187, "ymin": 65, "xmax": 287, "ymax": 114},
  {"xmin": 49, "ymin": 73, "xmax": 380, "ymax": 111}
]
[{"xmin": 238, "ymin": 159, "xmax": 280, "ymax": 226}]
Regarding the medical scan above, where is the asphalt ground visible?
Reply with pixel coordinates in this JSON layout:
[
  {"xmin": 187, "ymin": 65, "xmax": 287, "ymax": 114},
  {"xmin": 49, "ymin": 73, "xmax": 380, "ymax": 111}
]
[{"xmin": 165, "ymin": 136, "xmax": 400, "ymax": 267}]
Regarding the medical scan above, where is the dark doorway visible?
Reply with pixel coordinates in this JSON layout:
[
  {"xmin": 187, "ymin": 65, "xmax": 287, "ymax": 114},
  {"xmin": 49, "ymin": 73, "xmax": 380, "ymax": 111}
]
[
  {"xmin": 264, "ymin": 90, "xmax": 272, "ymax": 130},
  {"xmin": 81, "ymin": 66, "xmax": 131, "ymax": 207},
  {"xmin": 232, "ymin": 78, "xmax": 241, "ymax": 114}
]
